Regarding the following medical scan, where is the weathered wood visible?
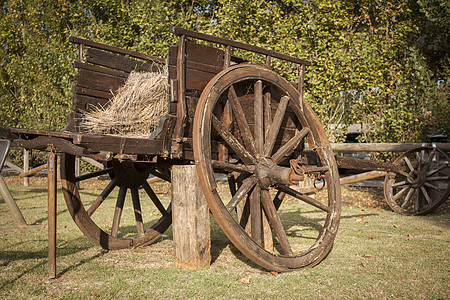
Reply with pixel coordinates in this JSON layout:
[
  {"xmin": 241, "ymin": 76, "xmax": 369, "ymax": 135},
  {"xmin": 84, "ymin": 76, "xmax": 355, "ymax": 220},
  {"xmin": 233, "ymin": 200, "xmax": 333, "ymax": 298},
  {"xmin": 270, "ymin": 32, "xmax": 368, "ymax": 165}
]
[
  {"xmin": 0, "ymin": 175, "xmax": 27, "ymax": 226},
  {"xmin": 170, "ymin": 26, "xmax": 311, "ymax": 66},
  {"xmin": 335, "ymin": 155, "xmax": 400, "ymax": 172},
  {"xmin": 74, "ymin": 68, "xmax": 126, "ymax": 93},
  {"xmin": 331, "ymin": 143, "xmax": 450, "ymax": 152},
  {"xmin": 23, "ymin": 149, "xmax": 29, "ymax": 186},
  {"xmin": 85, "ymin": 48, "xmax": 161, "ymax": 73},
  {"xmin": 81, "ymin": 157, "xmax": 104, "ymax": 170},
  {"xmin": 47, "ymin": 149, "xmax": 57, "ymax": 279},
  {"xmin": 297, "ymin": 170, "xmax": 387, "ymax": 194},
  {"xmin": 70, "ymin": 36, "xmax": 165, "ymax": 64},
  {"xmin": 168, "ymin": 41, "xmax": 225, "ymax": 91},
  {"xmin": 4, "ymin": 160, "xmax": 23, "ymax": 173},
  {"xmin": 18, "ymin": 159, "xmax": 61, "ymax": 178},
  {"xmin": 172, "ymin": 165, "xmax": 210, "ymax": 269}
]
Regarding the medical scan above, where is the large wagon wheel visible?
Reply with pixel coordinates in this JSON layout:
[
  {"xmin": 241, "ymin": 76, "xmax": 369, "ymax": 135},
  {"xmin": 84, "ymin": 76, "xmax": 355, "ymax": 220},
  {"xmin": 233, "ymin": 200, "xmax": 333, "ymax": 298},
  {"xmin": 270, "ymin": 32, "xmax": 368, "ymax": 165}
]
[
  {"xmin": 193, "ymin": 63, "xmax": 341, "ymax": 272},
  {"xmin": 61, "ymin": 153, "xmax": 172, "ymax": 250},
  {"xmin": 384, "ymin": 147, "xmax": 450, "ymax": 215}
]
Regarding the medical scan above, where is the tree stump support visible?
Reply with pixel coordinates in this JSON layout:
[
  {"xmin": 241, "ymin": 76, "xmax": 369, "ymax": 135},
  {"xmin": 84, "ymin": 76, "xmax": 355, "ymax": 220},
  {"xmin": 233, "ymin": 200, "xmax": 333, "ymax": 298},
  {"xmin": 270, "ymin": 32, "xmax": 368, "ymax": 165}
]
[{"xmin": 171, "ymin": 164, "xmax": 211, "ymax": 269}]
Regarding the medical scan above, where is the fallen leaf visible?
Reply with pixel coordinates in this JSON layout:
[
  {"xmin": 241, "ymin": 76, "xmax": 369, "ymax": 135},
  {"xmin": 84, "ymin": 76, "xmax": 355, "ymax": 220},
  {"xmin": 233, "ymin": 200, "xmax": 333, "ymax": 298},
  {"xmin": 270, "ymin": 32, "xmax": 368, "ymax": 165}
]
[
  {"xmin": 240, "ymin": 277, "xmax": 250, "ymax": 284},
  {"xmin": 369, "ymin": 236, "xmax": 376, "ymax": 239},
  {"xmin": 360, "ymin": 263, "xmax": 366, "ymax": 267},
  {"xmin": 408, "ymin": 233, "xmax": 414, "ymax": 238},
  {"xmin": 363, "ymin": 254, "xmax": 372, "ymax": 258},
  {"xmin": 270, "ymin": 271, "xmax": 278, "ymax": 276}
]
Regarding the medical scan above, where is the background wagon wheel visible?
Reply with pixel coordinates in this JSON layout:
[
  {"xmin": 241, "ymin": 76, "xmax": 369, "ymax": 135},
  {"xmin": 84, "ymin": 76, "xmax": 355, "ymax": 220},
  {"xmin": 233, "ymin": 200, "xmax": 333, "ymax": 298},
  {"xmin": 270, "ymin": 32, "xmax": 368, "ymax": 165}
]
[
  {"xmin": 384, "ymin": 147, "xmax": 450, "ymax": 215},
  {"xmin": 193, "ymin": 63, "xmax": 341, "ymax": 272},
  {"xmin": 60, "ymin": 153, "xmax": 172, "ymax": 250}
]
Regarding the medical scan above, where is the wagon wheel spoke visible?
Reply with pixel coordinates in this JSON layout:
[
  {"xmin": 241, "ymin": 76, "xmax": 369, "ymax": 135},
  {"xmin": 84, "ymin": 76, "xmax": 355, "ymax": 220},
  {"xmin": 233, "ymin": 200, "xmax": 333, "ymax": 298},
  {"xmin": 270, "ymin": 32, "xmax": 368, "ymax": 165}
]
[
  {"xmin": 228, "ymin": 85, "xmax": 256, "ymax": 155},
  {"xmin": 111, "ymin": 186, "xmax": 127, "ymax": 238},
  {"xmin": 272, "ymin": 128, "xmax": 310, "ymax": 164},
  {"xmin": 211, "ymin": 160, "xmax": 254, "ymax": 174},
  {"xmin": 419, "ymin": 187, "xmax": 432, "ymax": 205},
  {"xmin": 87, "ymin": 177, "xmax": 118, "ymax": 216},
  {"xmin": 273, "ymin": 190, "xmax": 286, "ymax": 210},
  {"xmin": 226, "ymin": 176, "xmax": 257, "ymax": 212},
  {"xmin": 392, "ymin": 180, "xmax": 407, "ymax": 188},
  {"xmin": 142, "ymin": 181, "xmax": 169, "ymax": 217},
  {"xmin": 250, "ymin": 186, "xmax": 263, "ymax": 245},
  {"xmin": 424, "ymin": 182, "xmax": 442, "ymax": 192},
  {"xmin": 131, "ymin": 188, "xmax": 145, "ymax": 236},
  {"xmin": 261, "ymin": 190, "xmax": 293, "ymax": 256},
  {"xmin": 402, "ymin": 188, "xmax": 415, "ymax": 209},
  {"xmin": 276, "ymin": 184, "xmax": 331, "ymax": 212},
  {"xmin": 427, "ymin": 176, "xmax": 449, "ymax": 181},
  {"xmin": 75, "ymin": 167, "xmax": 114, "ymax": 182},
  {"xmin": 393, "ymin": 186, "xmax": 409, "ymax": 201},
  {"xmin": 254, "ymin": 80, "xmax": 264, "ymax": 154},
  {"xmin": 399, "ymin": 187, "xmax": 414, "ymax": 208},
  {"xmin": 264, "ymin": 91, "xmax": 272, "ymax": 139},
  {"xmin": 403, "ymin": 157, "xmax": 415, "ymax": 172},
  {"xmin": 264, "ymin": 95, "xmax": 290, "ymax": 157},
  {"xmin": 424, "ymin": 148, "xmax": 436, "ymax": 164},
  {"xmin": 427, "ymin": 164, "xmax": 448, "ymax": 177},
  {"xmin": 212, "ymin": 115, "xmax": 255, "ymax": 165}
]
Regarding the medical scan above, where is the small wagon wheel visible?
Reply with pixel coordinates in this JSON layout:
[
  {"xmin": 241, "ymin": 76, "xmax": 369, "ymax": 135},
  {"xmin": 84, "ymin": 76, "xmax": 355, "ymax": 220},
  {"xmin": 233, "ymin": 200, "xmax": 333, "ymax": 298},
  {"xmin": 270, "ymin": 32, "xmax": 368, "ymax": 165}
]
[
  {"xmin": 193, "ymin": 63, "xmax": 341, "ymax": 271},
  {"xmin": 384, "ymin": 147, "xmax": 450, "ymax": 215},
  {"xmin": 60, "ymin": 153, "xmax": 172, "ymax": 250}
]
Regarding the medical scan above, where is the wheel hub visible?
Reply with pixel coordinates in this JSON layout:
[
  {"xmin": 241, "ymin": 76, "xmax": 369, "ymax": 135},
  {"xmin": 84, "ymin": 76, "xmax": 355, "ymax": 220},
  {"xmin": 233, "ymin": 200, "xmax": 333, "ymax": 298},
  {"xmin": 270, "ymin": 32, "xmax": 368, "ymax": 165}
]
[
  {"xmin": 254, "ymin": 158, "xmax": 303, "ymax": 189},
  {"xmin": 112, "ymin": 160, "xmax": 151, "ymax": 188},
  {"xmin": 406, "ymin": 170, "xmax": 426, "ymax": 188}
]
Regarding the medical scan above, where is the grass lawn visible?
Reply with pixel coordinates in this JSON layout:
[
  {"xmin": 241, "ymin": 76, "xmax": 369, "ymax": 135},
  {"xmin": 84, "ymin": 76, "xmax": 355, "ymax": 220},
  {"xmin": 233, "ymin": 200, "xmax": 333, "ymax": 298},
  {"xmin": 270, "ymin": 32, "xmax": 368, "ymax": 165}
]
[{"xmin": 0, "ymin": 175, "xmax": 448, "ymax": 299}]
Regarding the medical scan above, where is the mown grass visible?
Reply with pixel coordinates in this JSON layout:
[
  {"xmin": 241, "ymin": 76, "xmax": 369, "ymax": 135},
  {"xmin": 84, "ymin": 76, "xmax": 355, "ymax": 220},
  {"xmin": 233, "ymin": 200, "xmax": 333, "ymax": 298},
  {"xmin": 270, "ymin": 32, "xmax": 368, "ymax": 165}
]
[{"xmin": 0, "ymin": 175, "xmax": 448, "ymax": 299}]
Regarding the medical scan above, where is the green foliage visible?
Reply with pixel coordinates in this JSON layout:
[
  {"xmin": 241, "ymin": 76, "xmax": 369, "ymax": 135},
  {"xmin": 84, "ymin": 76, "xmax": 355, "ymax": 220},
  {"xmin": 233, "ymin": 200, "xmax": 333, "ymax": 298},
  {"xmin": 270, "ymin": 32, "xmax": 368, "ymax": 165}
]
[{"xmin": 0, "ymin": 0, "xmax": 448, "ymax": 144}]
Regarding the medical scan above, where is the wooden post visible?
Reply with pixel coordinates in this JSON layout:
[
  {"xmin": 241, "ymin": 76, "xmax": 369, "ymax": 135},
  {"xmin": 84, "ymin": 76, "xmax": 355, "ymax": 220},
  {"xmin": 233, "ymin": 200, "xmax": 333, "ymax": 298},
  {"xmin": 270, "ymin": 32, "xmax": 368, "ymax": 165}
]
[
  {"xmin": 172, "ymin": 165, "xmax": 210, "ymax": 269},
  {"xmin": 23, "ymin": 149, "xmax": 29, "ymax": 187},
  {"xmin": 47, "ymin": 149, "xmax": 57, "ymax": 279},
  {"xmin": 75, "ymin": 156, "xmax": 80, "ymax": 189}
]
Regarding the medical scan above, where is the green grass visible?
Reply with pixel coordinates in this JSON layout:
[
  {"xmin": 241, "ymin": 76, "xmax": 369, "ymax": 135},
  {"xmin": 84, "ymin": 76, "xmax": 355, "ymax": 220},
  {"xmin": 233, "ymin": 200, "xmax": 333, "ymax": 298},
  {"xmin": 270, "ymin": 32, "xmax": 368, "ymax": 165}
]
[{"xmin": 0, "ymin": 176, "xmax": 448, "ymax": 299}]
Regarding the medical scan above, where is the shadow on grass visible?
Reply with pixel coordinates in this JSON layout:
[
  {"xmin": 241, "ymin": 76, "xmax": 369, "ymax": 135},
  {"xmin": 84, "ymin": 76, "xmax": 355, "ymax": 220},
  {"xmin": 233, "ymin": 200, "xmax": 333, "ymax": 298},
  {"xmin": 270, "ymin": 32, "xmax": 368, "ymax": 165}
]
[{"xmin": 0, "ymin": 236, "xmax": 107, "ymax": 289}]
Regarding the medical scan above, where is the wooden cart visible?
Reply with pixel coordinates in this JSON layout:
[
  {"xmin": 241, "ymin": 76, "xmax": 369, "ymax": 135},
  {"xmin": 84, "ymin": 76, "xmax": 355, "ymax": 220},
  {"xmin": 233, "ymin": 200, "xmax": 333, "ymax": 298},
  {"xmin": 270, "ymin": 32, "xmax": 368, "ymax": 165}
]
[{"xmin": 0, "ymin": 27, "xmax": 448, "ymax": 272}]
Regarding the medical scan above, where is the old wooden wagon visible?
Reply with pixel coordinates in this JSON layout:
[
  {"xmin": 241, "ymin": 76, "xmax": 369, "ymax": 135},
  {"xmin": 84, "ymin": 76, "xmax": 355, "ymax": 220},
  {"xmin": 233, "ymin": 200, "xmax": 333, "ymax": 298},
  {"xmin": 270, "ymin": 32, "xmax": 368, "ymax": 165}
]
[{"xmin": 0, "ymin": 27, "xmax": 448, "ymax": 272}]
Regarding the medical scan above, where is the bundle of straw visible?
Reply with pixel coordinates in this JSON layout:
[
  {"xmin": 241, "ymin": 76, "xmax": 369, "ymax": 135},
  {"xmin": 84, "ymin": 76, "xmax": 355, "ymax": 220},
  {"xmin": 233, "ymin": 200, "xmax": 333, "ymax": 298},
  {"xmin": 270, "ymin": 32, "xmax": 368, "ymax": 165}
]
[{"xmin": 81, "ymin": 69, "xmax": 168, "ymax": 137}]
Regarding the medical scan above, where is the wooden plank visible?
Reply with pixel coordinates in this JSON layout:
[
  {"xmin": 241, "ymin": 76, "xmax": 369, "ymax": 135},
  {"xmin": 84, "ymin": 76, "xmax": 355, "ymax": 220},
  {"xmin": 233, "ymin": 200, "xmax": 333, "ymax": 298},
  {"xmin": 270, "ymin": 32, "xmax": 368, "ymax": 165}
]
[
  {"xmin": 74, "ymin": 68, "xmax": 126, "ymax": 93},
  {"xmin": 172, "ymin": 165, "xmax": 210, "ymax": 269},
  {"xmin": 335, "ymin": 155, "xmax": 400, "ymax": 173},
  {"xmin": 74, "ymin": 61, "xmax": 128, "ymax": 78},
  {"xmin": 170, "ymin": 26, "xmax": 311, "ymax": 66},
  {"xmin": 85, "ymin": 48, "xmax": 162, "ymax": 73},
  {"xmin": 73, "ymin": 94, "xmax": 110, "ymax": 112},
  {"xmin": 70, "ymin": 36, "xmax": 165, "ymax": 64},
  {"xmin": 73, "ymin": 86, "xmax": 113, "ymax": 100},
  {"xmin": 168, "ymin": 41, "xmax": 224, "ymax": 91},
  {"xmin": 331, "ymin": 143, "xmax": 450, "ymax": 152}
]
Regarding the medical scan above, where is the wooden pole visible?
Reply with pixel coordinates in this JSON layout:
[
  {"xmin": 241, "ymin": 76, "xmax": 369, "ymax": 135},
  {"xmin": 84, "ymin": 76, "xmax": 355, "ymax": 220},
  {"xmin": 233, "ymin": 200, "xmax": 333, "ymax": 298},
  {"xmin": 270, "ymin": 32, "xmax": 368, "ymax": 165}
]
[
  {"xmin": 172, "ymin": 165, "xmax": 210, "ymax": 269},
  {"xmin": 23, "ymin": 149, "xmax": 29, "ymax": 186},
  {"xmin": 297, "ymin": 170, "xmax": 387, "ymax": 194},
  {"xmin": 47, "ymin": 149, "xmax": 57, "ymax": 279},
  {"xmin": 0, "ymin": 175, "xmax": 27, "ymax": 226},
  {"xmin": 330, "ymin": 142, "xmax": 450, "ymax": 152}
]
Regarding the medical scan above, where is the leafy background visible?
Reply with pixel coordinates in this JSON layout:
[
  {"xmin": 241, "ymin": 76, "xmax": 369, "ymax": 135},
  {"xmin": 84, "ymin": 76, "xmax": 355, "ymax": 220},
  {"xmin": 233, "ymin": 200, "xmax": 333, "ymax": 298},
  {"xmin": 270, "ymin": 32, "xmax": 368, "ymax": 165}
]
[{"xmin": 1, "ymin": 0, "xmax": 448, "ymax": 145}]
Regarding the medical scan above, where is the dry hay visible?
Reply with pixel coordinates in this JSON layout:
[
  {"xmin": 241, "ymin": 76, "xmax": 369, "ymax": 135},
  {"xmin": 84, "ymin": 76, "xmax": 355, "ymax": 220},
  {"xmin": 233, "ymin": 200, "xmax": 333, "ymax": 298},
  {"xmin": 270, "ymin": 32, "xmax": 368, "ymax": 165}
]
[{"xmin": 80, "ymin": 69, "xmax": 168, "ymax": 137}]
